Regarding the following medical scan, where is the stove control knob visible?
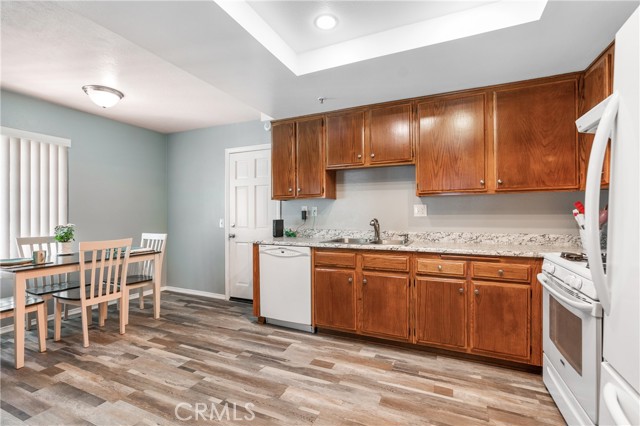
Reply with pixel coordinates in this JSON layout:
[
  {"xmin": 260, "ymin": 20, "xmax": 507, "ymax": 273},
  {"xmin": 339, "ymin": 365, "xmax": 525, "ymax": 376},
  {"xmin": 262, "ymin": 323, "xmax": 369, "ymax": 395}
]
[{"xmin": 543, "ymin": 263, "xmax": 555, "ymax": 274}]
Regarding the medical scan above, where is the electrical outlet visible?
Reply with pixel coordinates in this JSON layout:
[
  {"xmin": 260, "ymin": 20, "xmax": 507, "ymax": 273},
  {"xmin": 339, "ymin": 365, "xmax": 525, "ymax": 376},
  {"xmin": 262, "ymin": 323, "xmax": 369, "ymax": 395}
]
[
  {"xmin": 311, "ymin": 206, "xmax": 318, "ymax": 217},
  {"xmin": 413, "ymin": 204, "xmax": 427, "ymax": 217},
  {"xmin": 219, "ymin": 218, "xmax": 224, "ymax": 228}
]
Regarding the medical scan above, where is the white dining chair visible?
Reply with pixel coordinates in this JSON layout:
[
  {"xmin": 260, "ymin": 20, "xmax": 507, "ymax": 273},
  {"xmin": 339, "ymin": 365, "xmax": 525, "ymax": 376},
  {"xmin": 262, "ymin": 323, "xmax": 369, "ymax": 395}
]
[
  {"xmin": 52, "ymin": 238, "xmax": 132, "ymax": 347},
  {"xmin": 16, "ymin": 236, "xmax": 79, "ymax": 331},
  {"xmin": 0, "ymin": 294, "xmax": 47, "ymax": 353},
  {"xmin": 126, "ymin": 233, "xmax": 167, "ymax": 315}
]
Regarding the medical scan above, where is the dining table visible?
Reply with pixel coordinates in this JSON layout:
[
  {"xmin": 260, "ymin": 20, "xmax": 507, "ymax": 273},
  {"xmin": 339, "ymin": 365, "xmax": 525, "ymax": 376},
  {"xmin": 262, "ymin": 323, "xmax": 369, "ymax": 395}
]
[{"xmin": 0, "ymin": 248, "xmax": 162, "ymax": 369}]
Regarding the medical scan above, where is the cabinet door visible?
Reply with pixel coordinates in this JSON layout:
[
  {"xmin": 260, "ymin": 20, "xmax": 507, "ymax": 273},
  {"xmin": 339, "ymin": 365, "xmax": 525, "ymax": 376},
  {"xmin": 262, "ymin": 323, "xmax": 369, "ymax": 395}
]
[
  {"xmin": 326, "ymin": 111, "xmax": 366, "ymax": 168},
  {"xmin": 470, "ymin": 281, "xmax": 530, "ymax": 361},
  {"xmin": 314, "ymin": 268, "xmax": 356, "ymax": 331},
  {"xmin": 580, "ymin": 47, "xmax": 613, "ymax": 188},
  {"xmin": 271, "ymin": 122, "xmax": 296, "ymax": 199},
  {"xmin": 494, "ymin": 78, "xmax": 578, "ymax": 191},
  {"xmin": 296, "ymin": 117, "xmax": 325, "ymax": 197},
  {"xmin": 416, "ymin": 94, "xmax": 487, "ymax": 194},
  {"xmin": 415, "ymin": 278, "xmax": 467, "ymax": 349},
  {"xmin": 368, "ymin": 103, "xmax": 413, "ymax": 165},
  {"xmin": 360, "ymin": 273, "xmax": 409, "ymax": 340}
]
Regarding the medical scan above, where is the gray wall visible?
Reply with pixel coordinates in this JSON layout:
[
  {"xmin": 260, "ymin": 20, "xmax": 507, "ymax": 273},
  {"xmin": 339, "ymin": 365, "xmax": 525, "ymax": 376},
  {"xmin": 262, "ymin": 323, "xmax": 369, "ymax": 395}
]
[
  {"xmin": 1, "ymin": 90, "xmax": 168, "ymax": 296},
  {"xmin": 281, "ymin": 166, "xmax": 590, "ymax": 235},
  {"xmin": 166, "ymin": 121, "xmax": 269, "ymax": 294}
]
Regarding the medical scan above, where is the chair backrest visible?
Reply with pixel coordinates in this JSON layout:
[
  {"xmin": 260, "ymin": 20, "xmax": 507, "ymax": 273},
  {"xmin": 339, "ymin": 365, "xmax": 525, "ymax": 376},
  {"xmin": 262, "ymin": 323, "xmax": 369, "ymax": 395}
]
[
  {"xmin": 16, "ymin": 236, "xmax": 68, "ymax": 288},
  {"xmin": 79, "ymin": 238, "xmax": 132, "ymax": 302},
  {"xmin": 138, "ymin": 233, "xmax": 167, "ymax": 277}
]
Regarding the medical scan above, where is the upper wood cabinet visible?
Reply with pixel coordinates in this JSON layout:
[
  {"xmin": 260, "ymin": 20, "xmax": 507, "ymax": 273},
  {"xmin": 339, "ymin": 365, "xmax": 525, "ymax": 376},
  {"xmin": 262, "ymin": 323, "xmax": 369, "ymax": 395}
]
[
  {"xmin": 271, "ymin": 117, "xmax": 336, "ymax": 200},
  {"xmin": 326, "ymin": 110, "xmax": 366, "ymax": 168},
  {"xmin": 493, "ymin": 76, "xmax": 580, "ymax": 191},
  {"xmin": 416, "ymin": 93, "xmax": 487, "ymax": 194},
  {"xmin": 367, "ymin": 103, "xmax": 413, "ymax": 165},
  {"xmin": 580, "ymin": 44, "xmax": 614, "ymax": 188},
  {"xmin": 326, "ymin": 103, "xmax": 414, "ymax": 169}
]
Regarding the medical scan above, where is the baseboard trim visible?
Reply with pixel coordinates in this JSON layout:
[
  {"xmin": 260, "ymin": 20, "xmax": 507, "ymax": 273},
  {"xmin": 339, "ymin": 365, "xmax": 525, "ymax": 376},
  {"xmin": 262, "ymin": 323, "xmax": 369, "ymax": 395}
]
[
  {"xmin": 0, "ymin": 288, "xmax": 155, "ymax": 335},
  {"xmin": 161, "ymin": 286, "xmax": 227, "ymax": 300}
]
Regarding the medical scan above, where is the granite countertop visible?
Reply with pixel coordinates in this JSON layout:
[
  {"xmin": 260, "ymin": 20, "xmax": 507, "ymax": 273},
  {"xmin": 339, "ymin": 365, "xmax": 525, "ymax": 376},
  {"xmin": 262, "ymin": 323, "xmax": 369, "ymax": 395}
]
[{"xmin": 255, "ymin": 230, "xmax": 583, "ymax": 258}]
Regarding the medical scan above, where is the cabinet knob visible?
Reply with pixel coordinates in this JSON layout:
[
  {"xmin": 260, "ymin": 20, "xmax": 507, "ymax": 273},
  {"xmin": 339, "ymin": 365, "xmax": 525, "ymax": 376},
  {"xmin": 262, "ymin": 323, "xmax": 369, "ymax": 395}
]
[
  {"xmin": 474, "ymin": 289, "xmax": 480, "ymax": 295},
  {"xmin": 498, "ymin": 269, "xmax": 504, "ymax": 276},
  {"xmin": 288, "ymin": 188, "xmax": 292, "ymax": 192},
  {"xmin": 348, "ymin": 277, "xmax": 353, "ymax": 283},
  {"xmin": 497, "ymin": 179, "xmax": 503, "ymax": 185},
  {"xmin": 298, "ymin": 187, "xmax": 301, "ymax": 192},
  {"xmin": 437, "ymin": 265, "xmax": 443, "ymax": 271},
  {"xmin": 357, "ymin": 154, "xmax": 362, "ymax": 159},
  {"xmin": 480, "ymin": 179, "xmax": 485, "ymax": 185},
  {"xmin": 370, "ymin": 153, "xmax": 375, "ymax": 158},
  {"xmin": 458, "ymin": 288, "xmax": 464, "ymax": 294},
  {"xmin": 363, "ymin": 278, "xmax": 368, "ymax": 285}
]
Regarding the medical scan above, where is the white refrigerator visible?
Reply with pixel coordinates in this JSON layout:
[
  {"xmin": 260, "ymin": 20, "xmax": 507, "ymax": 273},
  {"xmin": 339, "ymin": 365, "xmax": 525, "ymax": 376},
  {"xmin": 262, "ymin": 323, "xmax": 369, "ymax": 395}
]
[{"xmin": 577, "ymin": 7, "xmax": 640, "ymax": 426}]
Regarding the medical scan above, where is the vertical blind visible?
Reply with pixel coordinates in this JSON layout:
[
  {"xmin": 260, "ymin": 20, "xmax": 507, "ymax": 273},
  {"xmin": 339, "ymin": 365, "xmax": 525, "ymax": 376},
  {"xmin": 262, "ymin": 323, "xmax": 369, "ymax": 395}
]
[{"xmin": 1, "ymin": 127, "xmax": 70, "ymax": 258}]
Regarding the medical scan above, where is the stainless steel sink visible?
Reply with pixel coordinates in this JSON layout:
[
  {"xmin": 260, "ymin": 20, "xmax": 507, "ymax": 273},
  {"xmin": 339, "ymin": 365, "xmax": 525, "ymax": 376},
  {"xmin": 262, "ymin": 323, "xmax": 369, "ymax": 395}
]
[
  {"xmin": 321, "ymin": 237, "xmax": 408, "ymax": 246},
  {"xmin": 321, "ymin": 237, "xmax": 374, "ymax": 244}
]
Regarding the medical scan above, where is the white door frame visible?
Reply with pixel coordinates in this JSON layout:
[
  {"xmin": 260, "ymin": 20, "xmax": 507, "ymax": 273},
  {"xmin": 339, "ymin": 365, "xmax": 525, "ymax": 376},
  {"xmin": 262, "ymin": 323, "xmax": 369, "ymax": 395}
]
[{"xmin": 224, "ymin": 143, "xmax": 280, "ymax": 300}]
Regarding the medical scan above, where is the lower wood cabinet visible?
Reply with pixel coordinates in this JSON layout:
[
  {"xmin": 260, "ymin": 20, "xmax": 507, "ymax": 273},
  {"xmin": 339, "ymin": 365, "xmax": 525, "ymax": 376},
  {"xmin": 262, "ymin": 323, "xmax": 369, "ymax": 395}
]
[
  {"xmin": 314, "ymin": 268, "xmax": 356, "ymax": 331},
  {"xmin": 311, "ymin": 249, "xmax": 541, "ymax": 366},
  {"xmin": 361, "ymin": 272, "xmax": 410, "ymax": 340},
  {"xmin": 469, "ymin": 281, "xmax": 531, "ymax": 361},
  {"xmin": 415, "ymin": 278, "xmax": 467, "ymax": 349}
]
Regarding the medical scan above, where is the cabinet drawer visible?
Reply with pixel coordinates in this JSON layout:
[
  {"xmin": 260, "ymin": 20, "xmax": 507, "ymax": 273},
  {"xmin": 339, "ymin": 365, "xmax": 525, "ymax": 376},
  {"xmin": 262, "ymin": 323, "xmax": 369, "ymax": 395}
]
[
  {"xmin": 471, "ymin": 262, "xmax": 530, "ymax": 282},
  {"xmin": 361, "ymin": 254, "xmax": 409, "ymax": 272},
  {"xmin": 416, "ymin": 259, "xmax": 466, "ymax": 277},
  {"xmin": 315, "ymin": 251, "xmax": 356, "ymax": 268}
]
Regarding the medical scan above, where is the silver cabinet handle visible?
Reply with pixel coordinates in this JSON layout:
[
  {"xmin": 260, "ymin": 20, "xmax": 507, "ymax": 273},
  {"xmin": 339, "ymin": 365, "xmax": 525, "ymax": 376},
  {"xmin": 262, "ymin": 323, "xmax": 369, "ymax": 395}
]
[
  {"xmin": 497, "ymin": 179, "xmax": 503, "ymax": 185},
  {"xmin": 474, "ymin": 289, "xmax": 480, "ymax": 295},
  {"xmin": 228, "ymin": 234, "xmax": 236, "ymax": 239},
  {"xmin": 480, "ymin": 179, "xmax": 485, "ymax": 185},
  {"xmin": 357, "ymin": 154, "xmax": 362, "ymax": 159},
  {"xmin": 458, "ymin": 288, "xmax": 464, "ymax": 294},
  {"xmin": 438, "ymin": 265, "xmax": 443, "ymax": 271},
  {"xmin": 498, "ymin": 269, "xmax": 504, "ymax": 276},
  {"xmin": 370, "ymin": 153, "xmax": 375, "ymax": 158},
  {"xmin": 363, "ymin": 278, "xmax": 368, "ymax": 285},
  {"xmin": 348, "ymin": 277, "xmax": 353, "ymax": 283}
]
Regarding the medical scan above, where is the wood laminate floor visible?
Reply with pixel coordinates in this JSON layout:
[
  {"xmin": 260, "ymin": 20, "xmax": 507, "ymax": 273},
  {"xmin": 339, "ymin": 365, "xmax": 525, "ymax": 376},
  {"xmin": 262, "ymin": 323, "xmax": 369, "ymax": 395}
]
[{"xmin": 0, "ymin": 292, "xmax": 564, "ymax": 425}]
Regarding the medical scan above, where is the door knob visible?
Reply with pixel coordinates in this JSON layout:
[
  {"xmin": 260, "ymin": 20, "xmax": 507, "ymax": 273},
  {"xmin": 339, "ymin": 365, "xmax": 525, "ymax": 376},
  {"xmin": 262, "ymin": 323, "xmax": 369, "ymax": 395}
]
[
  {"xmin": 348, "ymin": 277, "xmax": 353, "ymax": 283},
  {"xmin": 363, "ymin": 278, "xmax": 368, "ymax": 285},
  {"xmin": 480, "ymin": 179, "xmax": 485, "ymax": 185},
  {"xmin": 370, "ymin": 153, "xmax": 375, "ymax": 158},
  {"xmin": 438, "ymin": 265, "xmax": 443, "ymax": 271},
  {"xmin": 228, "ymin": 234, "xmax": 236, "ymax": 239},
  {"xmin": 498, "ymin": 269, "xmax": 504, "ymax": 276},
  {"xmin": 357, "ymin": 154, "xmax": 362, "ymax": 159},
  {"xmin": 497, "ymin": 179, "xmax": 503, "ymax": 185},
  {"xmin": 288, "ymin": 188, "xmax": 292, "ymax": 192},
  {"xmin": 474, "ymin": 289, "xmax": 480, "ymax": 295},
  {"xmin": 458, "ymin": 288, "xmax": 464, "ymax": 294}
]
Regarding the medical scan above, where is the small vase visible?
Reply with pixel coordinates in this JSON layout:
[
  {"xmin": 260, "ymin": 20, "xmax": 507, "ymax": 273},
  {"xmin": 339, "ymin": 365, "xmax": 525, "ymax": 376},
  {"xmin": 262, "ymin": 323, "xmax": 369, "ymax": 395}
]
[{"xmin": 58, "ymin": 241, "xmax": 74, "ymax": 255}]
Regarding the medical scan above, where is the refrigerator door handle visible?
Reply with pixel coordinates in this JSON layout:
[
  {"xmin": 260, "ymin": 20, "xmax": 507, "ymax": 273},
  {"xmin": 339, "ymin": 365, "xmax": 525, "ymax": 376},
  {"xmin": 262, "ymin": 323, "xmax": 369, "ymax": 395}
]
[
  {"xmin": 603, "ymin": 383, "xmax": 633, "ymax": 425},
  {"xmin": 583, "ymin": 91, "xmax": 619, "ymax": 313}
]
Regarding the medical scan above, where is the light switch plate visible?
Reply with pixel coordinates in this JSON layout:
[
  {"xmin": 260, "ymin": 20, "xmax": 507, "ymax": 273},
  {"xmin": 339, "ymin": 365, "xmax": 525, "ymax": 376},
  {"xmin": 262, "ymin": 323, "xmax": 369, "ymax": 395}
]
[
  {"xmin": 413, "ymin": 204, "xmax": 427, "ymax": 217},
  {"xmin": 311, "ymin": 207, "xmax": 318, "ymax": 217}
]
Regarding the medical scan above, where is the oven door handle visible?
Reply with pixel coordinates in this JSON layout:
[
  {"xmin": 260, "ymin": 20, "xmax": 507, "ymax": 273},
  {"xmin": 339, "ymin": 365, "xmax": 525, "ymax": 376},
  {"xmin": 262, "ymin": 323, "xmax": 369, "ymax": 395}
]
[{"xmin": 537, "ymin": 273, "xmax": 597, "ymax": 314}]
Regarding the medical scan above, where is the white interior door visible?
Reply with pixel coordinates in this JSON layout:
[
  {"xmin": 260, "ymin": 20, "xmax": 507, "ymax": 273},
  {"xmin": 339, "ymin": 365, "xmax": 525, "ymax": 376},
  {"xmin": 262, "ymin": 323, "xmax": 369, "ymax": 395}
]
[{"xmin": 226, "ymin": 146, "xmax": 278, "ymax": 300}]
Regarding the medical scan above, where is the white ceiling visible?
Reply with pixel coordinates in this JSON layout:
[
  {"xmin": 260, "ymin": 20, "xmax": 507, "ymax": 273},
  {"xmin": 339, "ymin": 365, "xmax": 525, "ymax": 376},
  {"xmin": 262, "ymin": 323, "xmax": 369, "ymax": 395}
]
[{"xmin": 1, "ymin": 1, "xmax": 638, "ymax": 134}]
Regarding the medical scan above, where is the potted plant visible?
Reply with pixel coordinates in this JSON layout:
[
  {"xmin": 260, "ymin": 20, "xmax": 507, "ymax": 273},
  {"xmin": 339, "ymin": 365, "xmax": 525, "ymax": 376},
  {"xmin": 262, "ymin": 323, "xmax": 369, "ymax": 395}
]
[{"xmin": 54, "ymin": 223, "xmax": 76, "ymax": 255}]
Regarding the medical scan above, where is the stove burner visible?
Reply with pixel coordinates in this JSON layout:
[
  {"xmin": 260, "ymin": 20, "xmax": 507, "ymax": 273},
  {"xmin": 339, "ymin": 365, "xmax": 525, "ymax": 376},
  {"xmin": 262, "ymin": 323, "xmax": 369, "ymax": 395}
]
[{"xmin": 561, "ymin": 252, "xmax": 588, "ymax": 262}]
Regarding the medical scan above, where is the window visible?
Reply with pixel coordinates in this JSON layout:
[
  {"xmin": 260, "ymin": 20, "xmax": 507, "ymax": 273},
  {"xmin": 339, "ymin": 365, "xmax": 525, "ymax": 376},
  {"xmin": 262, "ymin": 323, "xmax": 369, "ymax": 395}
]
[{"xmin": 1, "ymin": 127, "xmax": 70, "ymax": 258}]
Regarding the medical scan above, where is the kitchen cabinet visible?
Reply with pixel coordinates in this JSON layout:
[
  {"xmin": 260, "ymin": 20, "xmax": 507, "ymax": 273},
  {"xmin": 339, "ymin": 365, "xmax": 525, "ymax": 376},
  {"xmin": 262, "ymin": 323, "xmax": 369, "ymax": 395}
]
[
  {"xmin": 271, "ymin": 117, "xmax": 336, "ymax": 200},
  {"xmin": 469, "ymin": 281, "xmax": 531, "ymax": 361},
  {"xmin": 367, "ymin": 103, "xmax": 413, "ymax": 166},
  {"xmin": 415, "ymin": 278, "xmax": 467, "ymax": 349},
  {"xmin": 416, "ymin": 93, "xmax": 487, "ymax": 194},
  {"xmin": 493, "ymin": 76, "xmax": 579, "ymax": 191},
  {"xmin": 325, "ymin": 110, "xmax": 366, "ymax": 168},
  {"xmin": 314, "ymin": 268, "xmax": 357, "ymax": 331},
  {"xmin": 326, "ymin": 103, "xmax": 414, "ymax": 169},
  {"xmin": 580, "ymin": 44, "xmax": 614, "ymax": 188},
  {"xmin": 360, "ymin": 273, "xmax": 410, "ymax": 340}
]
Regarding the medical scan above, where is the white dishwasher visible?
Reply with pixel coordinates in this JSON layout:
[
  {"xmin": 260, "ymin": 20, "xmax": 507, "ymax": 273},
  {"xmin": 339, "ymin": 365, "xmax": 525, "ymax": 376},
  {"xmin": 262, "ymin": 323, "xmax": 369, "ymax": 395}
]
[{"xmin": 259, "ymin": 245, "xmax": 313, "ymax": 332}]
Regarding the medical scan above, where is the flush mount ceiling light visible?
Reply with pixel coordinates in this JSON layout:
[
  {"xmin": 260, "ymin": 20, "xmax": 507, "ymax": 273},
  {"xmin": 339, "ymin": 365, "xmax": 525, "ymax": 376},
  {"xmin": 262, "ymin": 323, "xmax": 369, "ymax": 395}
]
[
  {"xmin": 314, "ymin": 14, "xmax": 337, "ymax": 30},
  {"xmin": 82, "ymin": 85, "xmax": 124, "ymax": 108}
]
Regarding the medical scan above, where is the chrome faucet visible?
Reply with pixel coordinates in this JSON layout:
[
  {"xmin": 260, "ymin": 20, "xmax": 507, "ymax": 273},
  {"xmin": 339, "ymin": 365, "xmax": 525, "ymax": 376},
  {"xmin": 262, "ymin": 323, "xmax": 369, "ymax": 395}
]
[{"xmin": 370, "ymin": 218, "xmax": 381, "ymax": 242}]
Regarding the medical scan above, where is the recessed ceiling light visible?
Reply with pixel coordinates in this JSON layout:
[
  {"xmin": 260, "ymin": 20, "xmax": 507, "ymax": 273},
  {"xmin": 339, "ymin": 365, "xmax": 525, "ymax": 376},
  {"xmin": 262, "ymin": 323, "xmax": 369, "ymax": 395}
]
[{"xmin": 315, "ymin": 14, "xmax": 337, "ymax": 30}]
